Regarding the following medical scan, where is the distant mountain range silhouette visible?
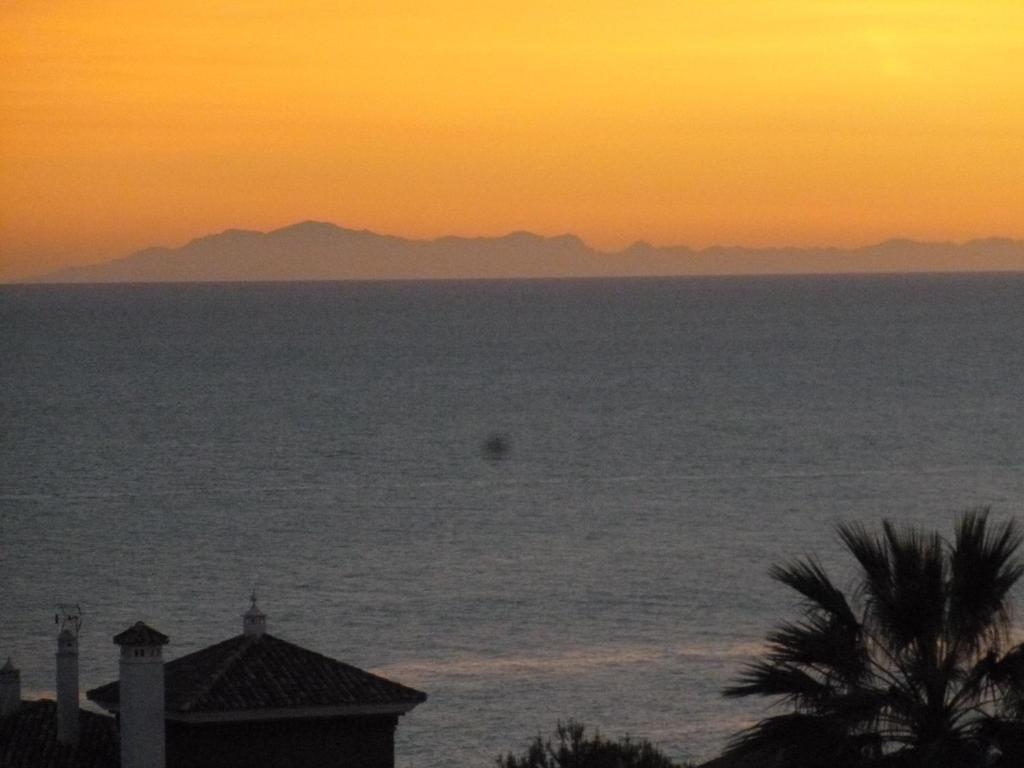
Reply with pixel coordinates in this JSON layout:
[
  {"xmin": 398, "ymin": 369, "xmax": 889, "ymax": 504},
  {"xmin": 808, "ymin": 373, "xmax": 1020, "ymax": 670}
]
[{"xmin": 29, "ymin": 221, "xmax": 1024, "ymax": 283}]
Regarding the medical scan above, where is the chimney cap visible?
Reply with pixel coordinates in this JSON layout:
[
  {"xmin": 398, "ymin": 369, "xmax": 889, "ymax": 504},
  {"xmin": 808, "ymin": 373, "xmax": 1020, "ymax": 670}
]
[
  {"xmin": 243, "ymin": 598, "xmax": 265, "ymax": 620},
  {"xmin": 113, "ymin": 621, "xmax": 169, "ymax": 647}
]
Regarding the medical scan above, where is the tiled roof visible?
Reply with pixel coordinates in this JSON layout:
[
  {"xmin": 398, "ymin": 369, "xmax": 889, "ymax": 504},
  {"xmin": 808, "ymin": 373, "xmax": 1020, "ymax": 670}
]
[
  {"xmin": 88, "ymin": 633, "xmax": 426, "ymax": 715},
  {"xmin": 112, "ymin": 621, "xmax": 169, "ymax": 646},
  {"xmin": 0, "ymin": 700, "xmax": 118, "ymax": 768}
]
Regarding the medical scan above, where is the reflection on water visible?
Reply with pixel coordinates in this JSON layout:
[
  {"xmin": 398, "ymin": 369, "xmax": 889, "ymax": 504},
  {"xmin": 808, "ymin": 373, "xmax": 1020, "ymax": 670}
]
[{"xmin": 374, "ymin": 639, "xmax": 767, "ymax": 680}]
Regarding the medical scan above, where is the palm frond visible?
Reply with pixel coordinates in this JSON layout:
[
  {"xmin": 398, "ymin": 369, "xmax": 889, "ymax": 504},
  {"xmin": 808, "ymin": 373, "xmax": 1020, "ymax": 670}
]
[
  {"xmin": 765, "ymin": 615, "xmax": 868, "ymax": 686},
  {"xmin": 986, "ymin": 642, "xmax": 1024, "ymax": 718},
  {"xmin": 770, "ymin": 557, "xmax": 858, "ymax": 627},
  {"xmin": 879, "ymin": 521, "xmax": 946, "ymax": 655},
  {"xmin": 723, "ymin": 660, "xmax": 830, "ymax": 704},
  {"xmin": 838, "ymin": 522, "xmax": 898, "ymax": 631},
  {"xmin": 948, "ymin": 509, "xmax": 1024, "ymax": 654}
]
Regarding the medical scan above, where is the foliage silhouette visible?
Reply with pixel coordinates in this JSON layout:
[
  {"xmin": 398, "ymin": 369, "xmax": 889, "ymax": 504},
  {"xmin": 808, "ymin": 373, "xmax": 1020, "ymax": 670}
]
[
  {"xmin": 496, "ymin": 721, "xmax": 687, "ymax": 768},
  {"xmin": 723, "ymin": 508, "xmax": 1024, "ymax": 767}
]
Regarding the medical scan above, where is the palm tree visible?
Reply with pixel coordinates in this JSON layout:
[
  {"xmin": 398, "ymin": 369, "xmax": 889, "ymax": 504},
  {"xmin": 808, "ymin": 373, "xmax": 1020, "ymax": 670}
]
[{"xmin": 722, "ymin": 508, "xmax": 1024, "ymax": 768}]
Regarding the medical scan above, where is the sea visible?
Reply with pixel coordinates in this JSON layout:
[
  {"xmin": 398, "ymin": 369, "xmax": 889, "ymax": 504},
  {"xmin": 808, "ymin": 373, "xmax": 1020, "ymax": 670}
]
[{"xmin": 2, "ymin": 274, "xmax": 1024, "ymax": 766}]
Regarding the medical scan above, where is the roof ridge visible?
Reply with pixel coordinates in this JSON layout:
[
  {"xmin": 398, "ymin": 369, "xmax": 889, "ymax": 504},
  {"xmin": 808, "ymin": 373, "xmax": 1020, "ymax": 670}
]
[
  {"xmin": 180, "ymin": 634, "xmax": 259, "ymax": 712},
  {"xmin": 258, "ymin": 634, "xmax": 423, "ymax": 692}
]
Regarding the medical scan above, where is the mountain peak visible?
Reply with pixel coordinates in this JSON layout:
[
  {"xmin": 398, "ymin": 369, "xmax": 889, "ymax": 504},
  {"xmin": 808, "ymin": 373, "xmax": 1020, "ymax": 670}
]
[
  {"xmin": 269, "ymin": 220, "xmax": 345, "ymax": 236},
  {"xmin": 548, "ymin": 233, "xmax": 587, "ymax": 248},
  {"xmin": 498, "ymin": 231, "xmax": 544, "ymax": 243}
]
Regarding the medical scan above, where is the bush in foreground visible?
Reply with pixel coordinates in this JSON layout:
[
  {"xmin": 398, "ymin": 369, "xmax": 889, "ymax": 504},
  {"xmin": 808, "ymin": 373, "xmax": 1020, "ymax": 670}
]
[{"xmin": 496, "ymin": 720, "xmax": 688, "ymax": 768}]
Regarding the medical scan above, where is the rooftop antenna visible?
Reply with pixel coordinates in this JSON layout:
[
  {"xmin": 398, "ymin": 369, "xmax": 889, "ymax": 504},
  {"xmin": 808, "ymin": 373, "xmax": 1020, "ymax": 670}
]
[
  {"xmin": 242, "ymin": 580, "xmax": 267, "ymax": 637},
  {"xmin": 55, "ymin": 604, "xmax": 83, "ymax": 636}
]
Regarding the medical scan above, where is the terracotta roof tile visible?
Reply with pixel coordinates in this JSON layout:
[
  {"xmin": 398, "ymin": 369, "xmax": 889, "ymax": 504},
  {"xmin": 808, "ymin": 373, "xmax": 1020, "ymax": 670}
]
[
  {"xmin": 88, "ymin": 633, "xmax": 426, "ymax": 715},
  {"xmin": 0, "ymin": 700, "xmax": 118, "ymax": 768}
]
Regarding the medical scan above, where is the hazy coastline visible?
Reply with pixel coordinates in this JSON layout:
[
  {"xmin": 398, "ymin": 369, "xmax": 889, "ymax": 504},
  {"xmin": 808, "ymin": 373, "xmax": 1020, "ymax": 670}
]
[{"xmin": 21, "ymin": 222, "xmax": 1024, "ymax": 284}]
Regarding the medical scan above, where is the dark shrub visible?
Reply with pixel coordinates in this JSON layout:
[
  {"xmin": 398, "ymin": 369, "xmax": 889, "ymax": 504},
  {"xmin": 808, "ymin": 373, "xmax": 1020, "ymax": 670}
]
[{"xmin": 496, "ymin": 720, "xmax": 687, "ymax": 768}]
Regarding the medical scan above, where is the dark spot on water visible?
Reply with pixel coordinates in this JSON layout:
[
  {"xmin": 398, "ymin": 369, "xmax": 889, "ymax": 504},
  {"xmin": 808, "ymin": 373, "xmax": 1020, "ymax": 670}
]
[{"xmin": 481, "ymin": 433, "xmax": 510, "ymax": 461}]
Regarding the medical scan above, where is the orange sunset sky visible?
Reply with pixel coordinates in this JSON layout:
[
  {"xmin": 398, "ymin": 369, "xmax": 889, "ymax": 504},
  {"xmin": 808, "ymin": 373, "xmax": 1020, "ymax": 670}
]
[{"xmin": 2, "ymin": 1, "xmax": 1023, "ymax": 282}]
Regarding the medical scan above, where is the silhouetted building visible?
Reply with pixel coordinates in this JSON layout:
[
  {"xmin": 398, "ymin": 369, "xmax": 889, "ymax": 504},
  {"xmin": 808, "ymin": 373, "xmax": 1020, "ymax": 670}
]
[
  {"xmin": 0, "ymin": 600, "xmax": 426, "ymax": 768},
  {"xmin": 0, "ymin": 697, "xmax": 119, "ymax": 768}
]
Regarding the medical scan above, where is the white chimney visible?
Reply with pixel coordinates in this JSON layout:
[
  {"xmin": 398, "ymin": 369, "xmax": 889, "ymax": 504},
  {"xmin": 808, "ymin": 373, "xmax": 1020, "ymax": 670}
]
[
  {"xmin": 242, "ymin": 592, "xmax": 267, "ymax": 637},
  {"xmin": 56, "ymin": 628, "xmax": 79, "ymax": 744},
  {"xmin": 0, "ymin": 658, "xmax": 20, "ymax": 716},
  {"xmin": 114, "ymin": 621, "xmax": 168, "ymax": 768}
]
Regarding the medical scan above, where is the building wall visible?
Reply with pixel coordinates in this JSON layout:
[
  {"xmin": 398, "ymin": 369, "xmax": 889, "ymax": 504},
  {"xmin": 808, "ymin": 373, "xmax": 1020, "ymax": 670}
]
[{"xmin": 165, "ymin": 714, "xmax": 399, "ymax": 768}]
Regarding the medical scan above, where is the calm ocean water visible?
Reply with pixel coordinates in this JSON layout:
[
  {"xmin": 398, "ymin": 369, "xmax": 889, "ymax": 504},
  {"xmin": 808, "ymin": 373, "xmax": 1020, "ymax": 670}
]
[{"xmin": 2, "ymin": 275, "xmax": 1024, "ymax": 766}]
